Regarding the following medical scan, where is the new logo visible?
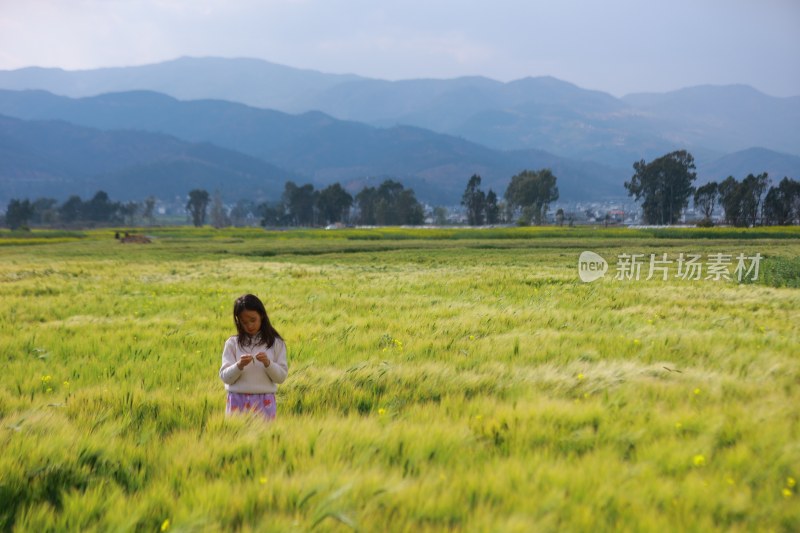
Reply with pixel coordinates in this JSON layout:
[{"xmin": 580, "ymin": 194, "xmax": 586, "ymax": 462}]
[{"xmin": 578, "ymin": 251, "xmax": 608, "ymax": 283}]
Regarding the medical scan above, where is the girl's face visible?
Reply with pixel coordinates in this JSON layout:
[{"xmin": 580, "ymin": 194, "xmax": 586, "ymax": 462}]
[{"xmin": 239, "ymin": 309, "xmax": 262, "ymax": 336}]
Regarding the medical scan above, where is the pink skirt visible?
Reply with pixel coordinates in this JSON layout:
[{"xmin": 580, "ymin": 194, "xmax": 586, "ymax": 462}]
[{"xmin": 226, "ymin": 392, "xmax": 277, "ymax": 419}]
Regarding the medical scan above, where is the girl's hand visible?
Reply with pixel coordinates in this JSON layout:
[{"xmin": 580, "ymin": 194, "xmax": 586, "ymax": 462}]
[
  {"xmin": 255, "ymin": 352, "xmax": 270, "ymax": 367},
  {"xmin": 238, "ymin": 354, "xmax": 254, "ymax": 370}
]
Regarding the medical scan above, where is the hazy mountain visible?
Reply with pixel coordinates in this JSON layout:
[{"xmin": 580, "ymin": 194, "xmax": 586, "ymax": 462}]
[
  {"xmin": 304, "ymin": 75, "xmax": 675, "ymax": 166},
  {"xmin": 1, "ymin": 57, "xmax": 796, "ymax": 167},
  {"xmin": 0, "ymin": 90, "xmax": 626, "ymax": 203},
  {"xmin": 3, "ymin": 86, "xmax": 793, "ymax": 207},
  {"xmin": 0, "ymin": 57, "xmax": 364, "ymax": 112},
  {"xmin": 623, "ymin": 85, "xmax": 800, "ymax": 159},
  {"xmin": 0, "ymin": 114, "xmax": 297, "ymax": 202},
  {"xmin": 696, "ymin": 147, "xmax": 800, "ymax": 184}
]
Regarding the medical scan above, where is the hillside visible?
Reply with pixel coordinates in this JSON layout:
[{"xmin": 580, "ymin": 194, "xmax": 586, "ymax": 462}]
[
  {"xmin": 0, "ymin": 56, "xmax": 364, "ymax": 112},
  {"xmin": 696, "ymin": 147, "xmax": 800, "ymax": 184},
  {"xmin": 1, "ymin": 57, "xmax": 797, "ymax": 167},
  {"xmin": 0, "ymin": 114, "xmax": 297, "ymax": 202},
  {"xmin": 622, "ymin": 85, "xmax": 800, "ymax": 160},
  {"xmin": 0, "ymin": 90, "xmax": 626, "ymax": 203}
]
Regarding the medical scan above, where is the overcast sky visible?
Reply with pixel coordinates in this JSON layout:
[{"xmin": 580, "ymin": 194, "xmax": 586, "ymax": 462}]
[{"xmin": 1, "ymin": 0, "xmax": 798, "ymax": 97}]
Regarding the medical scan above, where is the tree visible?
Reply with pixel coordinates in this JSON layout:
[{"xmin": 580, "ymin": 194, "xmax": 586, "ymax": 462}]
[
  {"xmin": 394, "ymin": 188, "xmax": 425, "ymax": 225},
  {"xmin": 740, "ymin": 173, "xmax": 769, "ymax": 227},
  {"xmin": 85, "ymin": 191, "xmax": 120, "ymax": 223},
  {"xmin": 209, "ymin": 190, "xmax": 230, "ymax": 229},
  {"xmin": 719, "ymin": 176, "xmax": 743, "ymax": 226},
  {"xmin": 485, "ymin": 190, "xmax": 499, "ymax": 224},
  {"xmin": 59, "ymin": 195, "xmax": 84, "ymax": 224},
  {"xmin": 5, "ymin": 199, "xmax": 34, "ymax": 230},
  {"xmin": 378, "ymin": 180, "xmax": 424, "ymax": 225},
  {"xmin": 461, "ymin": 174, "xmax": 486, "ymax": 226},
  {"xmin": 257, "ymin": 202, "xmax": 286, "ymax": 227},
  {"xmin": 283, "ymin": 182, "xmax": 317, "ymax": 226},
  {"xmin": 186, "ymin": 189, "xmax": 210, "ymax": 227},
  {"xmin": 504, "ymin": 169, "xmax": 559, "ymax": 225},
  {"xmin": 719, "ymin": 173, "xmax": 770, "ymax": 227},
  {"xmin": 625, "ymin": 150, "xmax": 697, "ymax": 225},
  {"xmin": 762, "ymin": 177, "xmax": 800, "ymax": 226},
  {"xmin": 142, "ymin": 196, "xmax": 157, "ymax": 226},
  {"xmin": 432, "ymin": 206, "xmax": 449, "ymax": 225},
  {"xmin": 374, "ymin": 180, "xmax": 404, "ymax": 225},
  {"xmin": 503, "ymin": 200, "xmax": 515, "ymax": 224},
  {"xmin": 209, "ymin": 191, "xmax": 229, "ymax": 229},
  {"xmin": 355, "ymin": 180, "xmax": 424, "ymax": 225},
  {"xmin": 693, "ymin": 181, "xmax": 719, "ymax": 223},
  {"xmin": 119, "ymin": 201, "xmax": 139, "ymax": 226},
  {"xmin": 317, "ymin": 183, "xmax": 353, "ymax": 225},
  {"xmin": 555, "ymin": 208, "xmax": 565, "ymax": 227},
  {"xmin": 31, "ymin": 198, "xmax": 59, "ymax": 225},
  {"xmin": 355, "ymin": 187, "xmax": 378, "ymax": 225}
]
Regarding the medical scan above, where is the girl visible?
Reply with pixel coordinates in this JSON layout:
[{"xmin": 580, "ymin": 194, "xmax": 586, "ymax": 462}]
[{"xmin": 219, "ymin": 294, "xmax": 288, "ymax": 419}]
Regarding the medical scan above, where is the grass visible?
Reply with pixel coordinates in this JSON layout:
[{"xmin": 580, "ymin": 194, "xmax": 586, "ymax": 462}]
[{"xmin": 0, "ymin": 226, "xmax": 798, "ymax": 531}]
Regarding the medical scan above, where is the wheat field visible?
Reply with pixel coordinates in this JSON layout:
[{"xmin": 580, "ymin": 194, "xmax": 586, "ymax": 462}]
[{"xmin": 1, "ymin": 226, "xmax": 798, "ymax": 532}]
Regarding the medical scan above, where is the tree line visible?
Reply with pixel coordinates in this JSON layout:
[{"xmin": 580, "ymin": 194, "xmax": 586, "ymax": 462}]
[
  {"xmin": 189, "ymin": 169, "xmax": 561, "ymax": 229},
  {"xmin": 4, "ymin": 166, "xmax": 561, "ymax": 229},
  {"xmin": 5, "ymin": 155, "xmax": 797, "ymax": 229},
  {"xmin": 625, "ymin": 150, "xmax": 800, "ymax": 226},
  {"xmin": 461, "ymin": 169, "xmax": 559, "ymax": 225},
  {"xmin": 697, "ymin": 175, "xmax": 800, "ymax": 227},
  {"xmin": 1, "ymin": 178, "xmax": 430, "ymax": 230},
  {"xmin": 187, "ymin": 179, "xmax": 427, "ymax": 228},
  {"xmin": 3, "ymin": 191, "xmax": 157, "ymax": 230}
]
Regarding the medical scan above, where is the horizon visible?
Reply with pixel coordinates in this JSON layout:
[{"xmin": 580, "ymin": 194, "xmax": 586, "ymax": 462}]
[
  {"xmin": 0, "ymin": 1, "xmax": 798, "ymax": 99},
  {"xmin": 2, "ymin": 54, "xmax": 798, "ymax": 101}
]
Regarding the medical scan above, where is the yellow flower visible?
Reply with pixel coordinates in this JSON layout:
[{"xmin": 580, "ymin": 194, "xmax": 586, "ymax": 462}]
[
  {"xmin": 788, "ymin": 477, "xmax": 797, "ymax": 488},
  {"xmin": 469, "ymin": 335, "xmax": 475, "ymax": 340},
  {"xmin": 63, "ymin": 381, "xmax": 70, "ymax": 387},
  {"xmin": 694, "ymin": 388, "xmax": 701, "ymax": 396},
  {"xmin": 259, "ymin": 476, "xmax": 267, "ymax": 485},
  {"xmin": 675, "ymin": 422, "xmax": 683, "ymax": 430},
  {"xmin": 693, "ymin": 454, "xmax": 706, "ymax": 467},
  {"xmin": 160, "ymin": 519, "xmax": 170, "ymax": 531},
  {"xmin": 378, "ymin": 408, "xmax": 386, "ymax": 416},
  {"xmin": 41, "ymin": 375, "xmax": 52, "ymax": 383},
  {"xmin": 725, "ymin": 477, "xmax": 735, "ymax": 486},
  {"xmin": 577, "ymin": 373, "xmax": 585, "ymax": 380},
  {"xmin": 633, "ymin": 339, "xmax": 640, "ymax": 345},
  {"xmin": 782, "ymin": 488, "xmax": 793, "ymax": 498}
]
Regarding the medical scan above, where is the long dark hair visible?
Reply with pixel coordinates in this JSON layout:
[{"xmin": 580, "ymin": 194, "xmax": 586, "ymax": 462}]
[{"xmin": 233, "ymin": 293, "xmax": 282, "ymax": 349}]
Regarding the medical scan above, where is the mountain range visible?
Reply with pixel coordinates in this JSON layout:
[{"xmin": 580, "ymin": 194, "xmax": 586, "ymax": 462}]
[
  {"xmin": 0, "ymin": 57, "xmax": 798, "ymax": 205},
  {"xmin": 0, "ymin": 114, "xmax": 293, "ymax": 201},
  {"xmin": 0, "ymin": 90, "xmax": 624, "ymax": 204}
]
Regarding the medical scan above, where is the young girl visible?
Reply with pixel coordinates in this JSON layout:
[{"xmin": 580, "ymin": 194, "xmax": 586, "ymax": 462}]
[{"xmin": 219, "ymin": 294, "xmax": 288, "ymax": 419}]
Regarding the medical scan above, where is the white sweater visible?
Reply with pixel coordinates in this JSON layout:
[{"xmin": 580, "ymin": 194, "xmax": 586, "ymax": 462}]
[{"xmin": 219, "ymin": 335, "xmax": 289, "ymax": 394}]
